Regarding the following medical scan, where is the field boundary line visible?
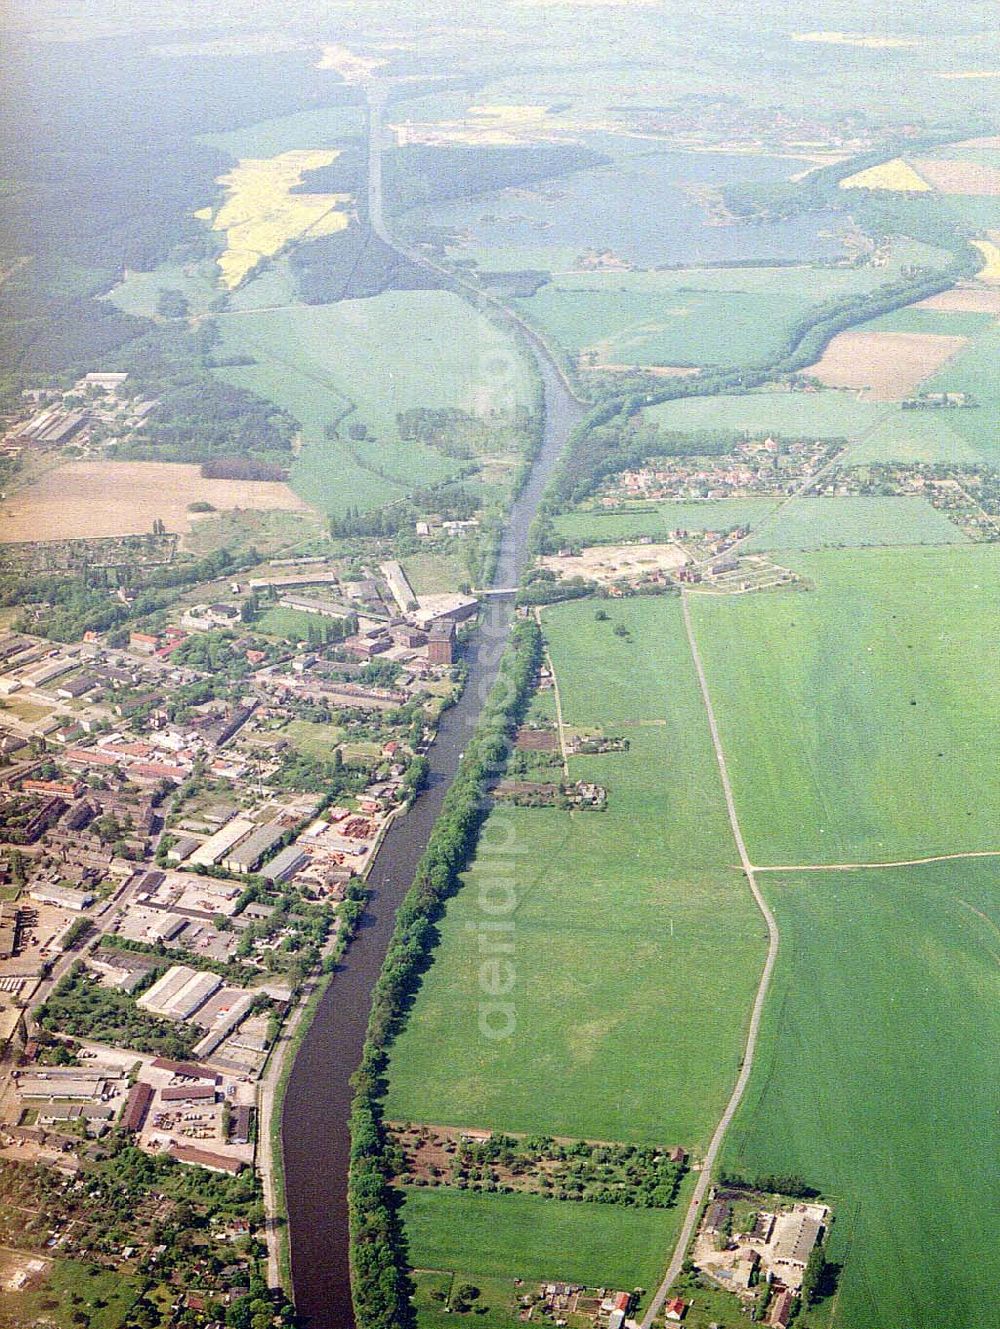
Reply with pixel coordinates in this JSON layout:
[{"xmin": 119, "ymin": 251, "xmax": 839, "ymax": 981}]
[
  {"xmin": 642, "ymin": 594, "xmax": 780, "ymax": 1327},
  {"xmin": 752, "ymin": 849, "xmax": 1000, "ymax": 872}
]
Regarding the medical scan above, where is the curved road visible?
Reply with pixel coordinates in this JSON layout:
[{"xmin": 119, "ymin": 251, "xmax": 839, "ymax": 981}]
[{"xmin": 642, "ymin": 595, "xmax": 780, "ymax": 1327}]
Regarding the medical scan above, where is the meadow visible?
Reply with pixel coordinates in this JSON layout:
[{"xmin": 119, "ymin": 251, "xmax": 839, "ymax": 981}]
[
  {"xmin": 401, "ymin": 1186, "xmax": 690, "ymax": 1299},
  {"xmin": 516, "ymin": 283, "xmax": 810, "ymax": 368},
  {"xmin": 723, "ymin": 859, "xmax": 1000, "ymax": 1329},
  {"xmin": 514, "ymin": 246, "xmax": 953, "ymax": 369},
  {"xmin": 644, "ymin": 388, "xmax": 1000, "ymax": 467},
  {"xmin": 211, "ymin": 293, "xmax": 535, "ymax": 514},
  {"xmin": 690, "ymin": 544, "xmax": 1000, "ymax": 864},
  {"xmin": 645, "ymin": 389, "xmax": 885, "ymax": 439},
  {"xmin": 385, "ymin": 596, "xmax": 767, "ymax": 1147},
  {"xmin": 105, "ymin": 259, "xmax": 221, "ymax": 318},
  {"xmin": 742, "ymin": 495, "xmax": 966, "ymax": 551}
]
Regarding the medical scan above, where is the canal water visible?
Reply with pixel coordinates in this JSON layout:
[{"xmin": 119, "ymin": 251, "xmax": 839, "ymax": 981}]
[{"xmin": 280, "ymin": 349, "xmax": 583, "ymax": 1326}]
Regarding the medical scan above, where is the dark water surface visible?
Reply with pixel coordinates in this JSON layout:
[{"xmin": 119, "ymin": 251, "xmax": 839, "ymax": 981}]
[{"xmin": 281, "ymin": 349, "xmax": 582, "ymax": 1327}]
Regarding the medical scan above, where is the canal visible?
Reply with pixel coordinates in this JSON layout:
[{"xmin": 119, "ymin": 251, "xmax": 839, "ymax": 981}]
[{"xmin": 280, "ymin": 346, "xmax": 583, "ymax": 1326}]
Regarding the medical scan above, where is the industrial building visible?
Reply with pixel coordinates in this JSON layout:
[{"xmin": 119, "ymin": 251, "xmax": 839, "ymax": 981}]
[
  {"xmin": 137, "ymin": 965, "xmax": 222, "ymax": 1021},
  {"xmin": 222, "ymin": 823, "xmax": 284, "ymax": 875},
  {"xmin": 188, "ymin": 816, "xmax": 256, "ymax": 868}
]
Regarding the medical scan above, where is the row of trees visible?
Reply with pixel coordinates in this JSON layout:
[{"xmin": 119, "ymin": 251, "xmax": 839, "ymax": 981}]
[{"xmin": 347, "ymin": 619, "xmax": 543, "ymax": 1328}]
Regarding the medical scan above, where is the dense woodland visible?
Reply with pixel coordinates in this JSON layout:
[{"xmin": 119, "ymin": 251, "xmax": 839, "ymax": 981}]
[{"xmin": 383, "ymin": 143, "xmax": 610, "ymax": 212}]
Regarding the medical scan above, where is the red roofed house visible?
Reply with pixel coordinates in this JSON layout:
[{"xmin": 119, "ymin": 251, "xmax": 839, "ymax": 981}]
[
  {"xmin": 64, "ymin": 746, "xmax": 119, "ymax": 768},
  {"xmin": 613, "ymin": 1292, "xmax": 632, "ymax": 1313},
  {"xmin": 665, "ymin": 1298, "xmax": 688, "ymax": 1321},
  {"xmin": 129, "ymin": 632, "xmax": 160, "ymax": 655}
]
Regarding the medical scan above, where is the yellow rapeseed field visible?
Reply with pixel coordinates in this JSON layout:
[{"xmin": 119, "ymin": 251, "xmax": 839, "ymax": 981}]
[
  {"xmin": 971, "ymin": 239, "xmax": 1000, "ymax": 281},
  {"xmin": 204, "ymin": 149, "xmax": 351, "ymax": 289},
  {"xmin": 839, "ymin": 158, "xmax": 932, "ymax": 193}
]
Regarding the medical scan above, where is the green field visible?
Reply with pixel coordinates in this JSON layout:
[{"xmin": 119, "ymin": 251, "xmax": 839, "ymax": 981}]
[
  {"xmin": 516, "ymin": 283, "xmax": 814, "ymax": 367},
  {"xmin": 859, "ymin": 305, "xmax": 995, "ymax": 337},
  {"xmin": 105, "ymin": 259, "xmax": 221, "ymax": 317},
  {"xmin": 385, "ymin": 596, "xmax": 766, "ymax": 1146},
  {"xmin": 724, "ymin": 860, "xmax": 1000, "ymax": 1329},
  {"xmin": 281, "ymin": 718, "xmax": 345, "ymax": 757},
  {"xmin": 400, "ymin": 549, "xmax": 469, "ymax": 594},
  {"xmin": 643, "ymin": 387, "xmax": 1000, "ymax": 467},
  {"xmin": 211, "ymin": 293, "xmax": 536, "ymax": 514},
  {"xmin": 553, "ymin": 498, "xmax": 780, "ymax": 545},
  {"xmin": 198, "ymin": 103, "xmax": 366, "ymax": 157},
  {"xmin": 645, "ymin": 389, "xmax": 885, "ymax": 439},
  {"xmin": 254, "ymin": 605, "xmax": 336, "ymax": 640},
  {"xmin": 744, "ymin": 496, "xmax": 966, "ymax": 551},
  {"xmin": 515, "ymin": 254, "xmax": 946, "ymax": 369},
  {"xmin": 691, "ymin": 545, "xmax": 1000, "ymax": 864},
  {"xmin": 401, "ymin": 1186, "xmax": 688, "ymax": 1295}
]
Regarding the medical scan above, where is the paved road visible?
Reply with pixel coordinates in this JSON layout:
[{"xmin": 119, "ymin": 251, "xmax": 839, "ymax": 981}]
[{"xmin": 641, "ymin": 595, "xmax": 780, "ymax": 1327}]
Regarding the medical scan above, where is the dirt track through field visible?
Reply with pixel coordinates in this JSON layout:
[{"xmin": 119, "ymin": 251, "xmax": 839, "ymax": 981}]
[
  {"xmin": 641, "ymin": 595, "xmax": 780, "ymax": 1327},
  {"xmin": 752, "ymin": 849, "xmax": 1000, "ymax": 872}
]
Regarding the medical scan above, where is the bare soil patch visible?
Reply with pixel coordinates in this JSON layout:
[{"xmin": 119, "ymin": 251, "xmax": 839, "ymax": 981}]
[
  {"xmin": 909, "ymin": 157, "xmax": 1000, "ymax": 196},
  {"xmin": 0, "ymin": 460, "xmax": 311, "ymax": 543},
  {"xmin": 916, "ymin": 285, "xmax": 1000, "ymax": 316},
  {"xmin": 515, "ymin": 727, "xmax": 560, "ymax": 751},
  {"xmin": 808, "ymin": 330, "xmax": 968, "ymax": 400},
  {"xmin": 541, "ymin": 541, "xmax": 686, "ymax": 585}
]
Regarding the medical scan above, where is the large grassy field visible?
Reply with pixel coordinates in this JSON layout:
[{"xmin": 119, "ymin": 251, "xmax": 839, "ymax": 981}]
[
  {"xmin": 645, "ymin": 389, "xmax": 885, "ymax": 439},
  {"xmin": 211, "ymin": 293, "xmax": 535, "ymax": 514},
  {"xmin": 743, "ymin": 496, "xmax": 967, "ymax": 551},
  {"xmin": 401, "ymin": 1186, "xmax": 689, "ymax": 1295},
  {"xmin": 385, "ymin": 596, "xmax": 767, "ymax": 1147},
  {"xmin": 724, "ymin": 859, "xmax": 1000, "ymax": 1329},
  {"xmin": 690, "ymin": 545, "xmax": 1000, "ymax": 864},
  {"xmin": 514, "ymin": 250, "xmax": 949, "ymax": 368},
  {"xmin": 517, "ymin": 282, "xmax": 817, "ymax": 368}
]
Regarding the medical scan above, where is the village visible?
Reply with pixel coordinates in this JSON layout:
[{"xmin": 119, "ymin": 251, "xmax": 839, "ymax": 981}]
[
  {"xmin": 0, "ymin": 535, "xmax": 481, "ymax": 1186},
  {"xmin": 597, "ymin": 437, "xmax": 842, "ymax": 505}
]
